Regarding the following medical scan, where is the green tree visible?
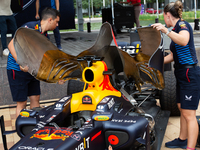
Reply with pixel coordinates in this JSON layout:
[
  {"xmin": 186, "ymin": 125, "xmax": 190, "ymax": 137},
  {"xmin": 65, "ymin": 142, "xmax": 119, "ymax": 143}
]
[{"xmin": 73, "ymin": 0, "xmax": 89, "ymax": 9}]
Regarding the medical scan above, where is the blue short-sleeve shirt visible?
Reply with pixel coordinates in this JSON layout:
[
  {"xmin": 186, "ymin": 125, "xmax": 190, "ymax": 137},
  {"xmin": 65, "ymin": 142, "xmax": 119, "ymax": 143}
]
[
  {"xmin": 7, "ymin": 20, "xmax": 48, "ymax": 71},
  {"xmin": 170, "ymin": 19, "xmax": 198, "ymax": 65}
]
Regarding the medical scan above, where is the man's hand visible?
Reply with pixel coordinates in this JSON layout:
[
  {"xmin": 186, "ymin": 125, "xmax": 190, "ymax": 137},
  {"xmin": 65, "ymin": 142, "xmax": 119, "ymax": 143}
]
[
  {"xmin": 151, "ymin": 23, "xmax": 168, "ymax": 34},
  {"xmin": 20, "ymin": 65, "xmax": 29, "ymax": 72},
  {"xmin": 108, "ymin": 145, "xmax": 113, "ymax": 150},
  {"xmin": 57, "ymin": 79, "xmax": 66, "ymax": 85},
  {"xmin": 35, "ymin": 14, "xmax": 40, "ymax": 20}
]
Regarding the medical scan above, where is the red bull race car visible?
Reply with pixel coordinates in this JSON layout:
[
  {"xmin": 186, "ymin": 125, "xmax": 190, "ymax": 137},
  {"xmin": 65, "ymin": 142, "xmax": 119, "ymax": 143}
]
[{"xmin": 1, "ymin": 22, "xmax": 172, "ymax": 150}]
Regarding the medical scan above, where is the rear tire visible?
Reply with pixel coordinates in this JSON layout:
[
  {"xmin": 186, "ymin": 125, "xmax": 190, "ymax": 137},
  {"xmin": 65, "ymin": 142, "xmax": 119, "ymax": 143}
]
[{"xmin": 159, "ymin": 71, "xmax": 180, "ymax": 116}]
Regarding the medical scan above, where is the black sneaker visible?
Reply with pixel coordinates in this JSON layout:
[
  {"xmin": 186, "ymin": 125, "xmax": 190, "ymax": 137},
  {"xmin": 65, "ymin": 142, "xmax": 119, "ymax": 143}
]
[{"xmin": 165, "ymin": 138, "xmax": 187, "ymax": 149}]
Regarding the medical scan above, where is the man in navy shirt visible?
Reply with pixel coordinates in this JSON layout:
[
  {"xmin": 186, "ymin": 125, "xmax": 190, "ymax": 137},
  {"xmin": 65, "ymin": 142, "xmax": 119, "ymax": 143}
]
[
  {"xmin": 35, "ymin": 0, "xmax": 62, "ymax": 50},
  {"xmin": 7, "ymin": 7, "xmax": 60, "ymax": 117}
]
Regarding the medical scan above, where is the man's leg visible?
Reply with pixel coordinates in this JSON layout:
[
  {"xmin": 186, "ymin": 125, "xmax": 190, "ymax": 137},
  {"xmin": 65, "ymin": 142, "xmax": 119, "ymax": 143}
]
[
  {"xmin": 27, "ymin": 75, "xmax": 41, "ymax": 109},
  {"xmin": 29, "ymin": 95, "xmax": 40, "ymax": 109},
  {"xmin": 16, "ymin": 101, "xmax": 27, "ymax": 117},
  {"xmin": 0, "ymin": 16, "xmax": 8, "ymax": 50},
  {"xmin": 134, "ymin": 6, "xmax": 141, "ymax": 27},
  {"xmin": 7, "ymin": 70, "xmax": 29, "ymax": 118},
  {"xmin": 53, "ymin": 26, "xmax": 62, "ymax": 49},
  {"xmin": 7, "ymin": 15, "xmax": 17, "ymax": 38}
]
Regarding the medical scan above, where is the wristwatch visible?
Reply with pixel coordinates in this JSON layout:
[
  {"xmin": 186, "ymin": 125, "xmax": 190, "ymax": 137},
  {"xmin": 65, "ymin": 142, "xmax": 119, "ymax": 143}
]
[{"xmin": 166, "ymin": 28, "xmax": 172, "ymax": 36}]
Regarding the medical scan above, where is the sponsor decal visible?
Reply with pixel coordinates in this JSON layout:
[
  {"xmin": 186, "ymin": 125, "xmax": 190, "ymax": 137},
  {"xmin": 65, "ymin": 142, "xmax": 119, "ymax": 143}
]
[
  {"xmin": 179, "ymin": 22, "xmax": 187, "ymax": 29},
  {"xmin": 75, "ymin": 137, "xmax": 90, "ymax": 150},
  {"xmin": 100, "ymin": 97, "xmax": 110, "ymax": 103},
  {"xmin": 82, "ymin": 96, "xmax": 92, "ymax": 104},
  {"xmin": 111, "ymin": 119, "xmax": 136, "ymax": 123},
  {"xmin": 20, "ymin": 111, "xmax": 30, "ymax": 117},
  {"xmin": 82, "ymin": 124, "xmax": 93, "ymax": 128},
  {"xmin": 18, "ymin": 146, "xmax": 46, "ymax": 150},
  {"xmin": 122, "ymin": 94, "xmax": 129, "ymax": 101},
  {"xmin": 35, "ymin": 24, "xmax": 39, "ymax": 30},
  {"xmin": 39, "ymin": 115, "xmax": 45, "ymax": 119},
  {"xmin": 18, "ymin": 146, "xmax": 54, "ymax": 150},
  {"xmin": 46, "ymin": 115, "xmax": 56, "ymax": 122},
  {"xmin": 97, "ymin": 105, "xmax": 104, "ymax": 110},
  {"xmin": 59, "ymin": 96, "xmax": 70, "ymax": 102},
  {"xmin": 32, "ymin": 121, "xmax": 46, "ymax": 131},
  {"xmin": 71, "ymin": 133, "xmax": 81, "ymax": 141},
  {"xmin": 91, "ymin": 131, "xmax": 102, "ymax": 141},
  {"xmin": 107, "ymin": 98, "xmax": 115, "ymax": 109},
  {"xmin": 54, "ymin": 103, "xmax": 62, "ymax": 110},
  {"xmin": 31, "ymin": 128, "xmax": 73, "ymax": 141},
  {"xmin": 94, "ymin": 116, "xmax": 109, "ymax": 121},
  {"xmin": 185, "ymin": 95, "xmax": 192, "ymax": 101},
  {"xmin": 84, "ymin": 119, "xmax": 91, "ymax": 124}
]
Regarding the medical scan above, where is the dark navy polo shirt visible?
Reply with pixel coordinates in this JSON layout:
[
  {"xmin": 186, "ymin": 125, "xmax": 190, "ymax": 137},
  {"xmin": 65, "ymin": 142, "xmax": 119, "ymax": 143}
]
[{"xmin": 170, "ymin": 19, "xmax": 198, "ymax": 65}]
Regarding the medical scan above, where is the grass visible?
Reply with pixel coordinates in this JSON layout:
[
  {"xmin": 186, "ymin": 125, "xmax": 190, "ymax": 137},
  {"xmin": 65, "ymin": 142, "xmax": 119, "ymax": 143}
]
[
  {"xmin": 139, "ymin": 11, "xmax": 200, "ymax": 26},
  {"xmin": 60, "ymin": 11, "xmax": 200, "ymax": 32}
]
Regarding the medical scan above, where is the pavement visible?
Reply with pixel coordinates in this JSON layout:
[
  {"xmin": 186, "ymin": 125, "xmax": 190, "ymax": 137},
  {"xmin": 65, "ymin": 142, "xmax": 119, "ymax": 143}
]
[{"xmin": 1, "ymin": 20, "xmax": 200, "ymax": 149}]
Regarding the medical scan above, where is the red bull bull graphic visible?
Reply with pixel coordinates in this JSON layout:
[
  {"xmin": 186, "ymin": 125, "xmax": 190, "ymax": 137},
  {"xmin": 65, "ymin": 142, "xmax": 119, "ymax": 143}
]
[{"xmin": 30, "ymin": 128, "xmax": 73, "ymax": 141}]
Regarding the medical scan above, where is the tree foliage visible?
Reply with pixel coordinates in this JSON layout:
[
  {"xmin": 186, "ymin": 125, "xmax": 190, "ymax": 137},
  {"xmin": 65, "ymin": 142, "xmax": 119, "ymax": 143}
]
[
  {"xmin": 74, "ymin": 0, "xmax": 121, "ymax": 9},
  {"xmin": 73, "ymin": 0, "xmax": 164, "ymax": 10}
]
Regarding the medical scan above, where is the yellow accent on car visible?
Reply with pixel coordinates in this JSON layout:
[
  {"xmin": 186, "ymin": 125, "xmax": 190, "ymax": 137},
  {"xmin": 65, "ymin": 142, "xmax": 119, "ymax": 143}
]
[
  {"xmin": 94, "ymin": 116, "xmax": 110, "ymax": 121},
  {"xmin": 71, "ymin": 61, "xmax": 121, "ymax": 113},
  {"xmin": 20, "ymin": 111, "xmax": 30, "ymax": 117}
]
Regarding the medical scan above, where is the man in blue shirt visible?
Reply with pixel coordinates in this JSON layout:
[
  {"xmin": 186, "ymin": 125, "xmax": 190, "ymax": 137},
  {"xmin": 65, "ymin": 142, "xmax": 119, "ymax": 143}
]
[
  {"xmin": 7, "ymin": 7, "xmax": 60, "ymax": 117},
  {"xmin": 35, "ymin": 0, "xmax": 62, "ymax": 50}
]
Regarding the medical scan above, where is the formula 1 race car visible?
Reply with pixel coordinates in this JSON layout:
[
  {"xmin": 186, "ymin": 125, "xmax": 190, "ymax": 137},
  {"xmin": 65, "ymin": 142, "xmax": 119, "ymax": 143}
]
[{"xmin": 1, "ymin": 22, "xmax": 171, "ymax": 150}]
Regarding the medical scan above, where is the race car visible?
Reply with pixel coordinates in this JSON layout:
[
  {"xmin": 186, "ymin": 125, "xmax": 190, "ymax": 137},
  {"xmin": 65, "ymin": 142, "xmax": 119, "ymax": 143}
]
[{"xmin": 0, "ymin": 22, "xmax": 170, "ymax": 150}]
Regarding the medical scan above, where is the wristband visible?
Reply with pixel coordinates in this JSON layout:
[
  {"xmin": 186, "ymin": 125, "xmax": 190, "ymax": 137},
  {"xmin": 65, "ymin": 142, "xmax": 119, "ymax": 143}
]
[
  {"xmin": 166, "ymin": 30, "xmax": 170, "ymax": 35},
  {"xmin": 166, "ymin": 28, "xmax": 172, "ymax": 36}
]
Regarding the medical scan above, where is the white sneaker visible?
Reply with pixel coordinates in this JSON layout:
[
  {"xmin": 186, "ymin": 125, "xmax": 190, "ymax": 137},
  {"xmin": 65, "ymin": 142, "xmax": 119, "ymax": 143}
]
[{"xmin": 3, "ymin": 48, "xmax": 9, "ymax": 56}]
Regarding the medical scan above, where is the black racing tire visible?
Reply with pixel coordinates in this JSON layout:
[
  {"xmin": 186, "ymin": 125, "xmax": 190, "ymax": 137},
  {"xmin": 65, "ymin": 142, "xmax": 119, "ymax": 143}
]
[
  {"xmin": 67, "ymin": 79, "xmax": 85, "ymax": 95},
  {"xmin": 159, "ymin": 71, "xmax": 180, "ymax": 116}
]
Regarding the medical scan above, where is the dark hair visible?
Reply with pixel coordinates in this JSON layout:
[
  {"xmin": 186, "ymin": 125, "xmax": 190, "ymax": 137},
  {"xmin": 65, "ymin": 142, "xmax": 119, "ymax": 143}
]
[
  {"xmin": 41, "ymin": 7, "xmax": 60, "ymax": 20},
  {"xmin": 164, "ymin": 1, "xmax": 183, "ymax": 19}
]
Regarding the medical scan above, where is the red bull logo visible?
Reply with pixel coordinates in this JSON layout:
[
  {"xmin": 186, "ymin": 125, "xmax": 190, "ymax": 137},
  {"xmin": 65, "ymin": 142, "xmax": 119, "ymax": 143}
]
[
  {"xmin": 30, "ymin": 128, "xmax": 73, "ymax": 141},
  {"xmin": 82, "ymin": 96, "xmax": 92, "ymax": 104}
]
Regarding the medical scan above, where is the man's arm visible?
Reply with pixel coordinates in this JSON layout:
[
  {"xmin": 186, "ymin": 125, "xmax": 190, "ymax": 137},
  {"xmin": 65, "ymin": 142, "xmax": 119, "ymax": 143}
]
[
  {"xmin": 8, "ymin": 39, "xmax": 29, "ymax": 72},
  {"xmin": 8, "ymin": 39, "xmax": 17, "ymax": 61},
  {"xmin": 55, "ymin": 0, "xmax": 60, "ymax": 11},
  {"xmin": 164, "ymin": 52, "xmax": 174, "ymax": 64},
  {"xmin": 35, "ymin": 0, "xmax": 40, "ymax": 19}
]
